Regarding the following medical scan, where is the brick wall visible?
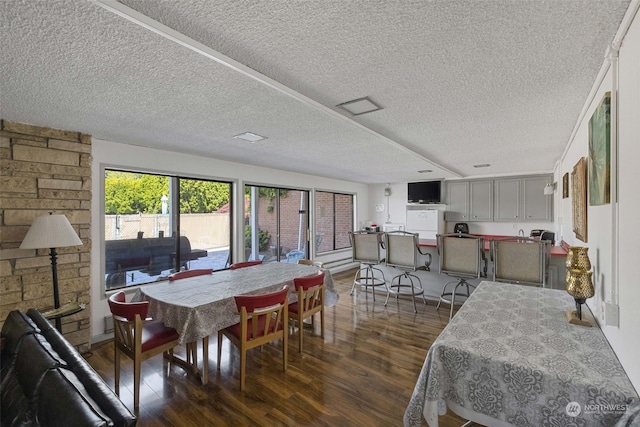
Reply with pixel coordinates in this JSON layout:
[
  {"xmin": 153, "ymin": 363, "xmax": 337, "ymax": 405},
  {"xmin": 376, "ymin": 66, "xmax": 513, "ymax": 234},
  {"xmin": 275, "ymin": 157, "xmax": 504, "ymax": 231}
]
[{"xmin": 0, "ymin": 120, "xmax": 92, "ymax": 351}]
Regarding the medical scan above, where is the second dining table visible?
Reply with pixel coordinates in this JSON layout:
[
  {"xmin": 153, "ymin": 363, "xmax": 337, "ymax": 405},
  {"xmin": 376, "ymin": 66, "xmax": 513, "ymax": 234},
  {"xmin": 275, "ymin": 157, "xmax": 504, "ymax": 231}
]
[{"xmin": 134, "ymin": 262, "xmax": 338, "ymax": 383}]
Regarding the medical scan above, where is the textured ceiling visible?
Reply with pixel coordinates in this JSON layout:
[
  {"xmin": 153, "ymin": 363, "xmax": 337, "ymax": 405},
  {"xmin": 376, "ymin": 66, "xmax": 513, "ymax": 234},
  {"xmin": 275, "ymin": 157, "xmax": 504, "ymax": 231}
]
[{"xmin": 0, "ymin": 0, "xmax": 631, "ymax": 184}]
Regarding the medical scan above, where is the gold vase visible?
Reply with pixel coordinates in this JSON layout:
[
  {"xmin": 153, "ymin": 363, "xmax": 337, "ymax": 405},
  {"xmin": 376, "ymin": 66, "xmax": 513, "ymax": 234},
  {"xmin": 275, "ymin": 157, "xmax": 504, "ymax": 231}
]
[
  {"xmin": 566, "ymin": 246, "xmax": 591, "ymax": 270},
  {"xmin": 566, "ymin": 269, "xmax": 594, "ymax": 299}
]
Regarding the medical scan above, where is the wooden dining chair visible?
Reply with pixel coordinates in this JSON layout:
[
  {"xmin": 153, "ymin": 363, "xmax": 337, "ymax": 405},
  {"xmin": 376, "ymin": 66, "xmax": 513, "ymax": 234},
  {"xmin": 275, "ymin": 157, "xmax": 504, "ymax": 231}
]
[
  {"xmin": 168, "ymin": 268, "xmax": 213, "ymax": 281},
  {"xmin": 108, "ymin": 291, "xmax": 180, "ymax": 409},
  {"xmin": 167, "ymin": 268, "xmax": 213, "ymax": 384},
  {"xmin": 297, "ymin": 259, "xmax": 324, "ymax": 268},
  {"xmin": 217, "ymin": 286, "xmax": 289, "ymax": 391},
  {"xmin": 229, "ymin": 260, "xmax": 263, "ymax": 270},
  {"xmin": 288, "ymin": 270, "xmax": 325, "ymax": 353}
]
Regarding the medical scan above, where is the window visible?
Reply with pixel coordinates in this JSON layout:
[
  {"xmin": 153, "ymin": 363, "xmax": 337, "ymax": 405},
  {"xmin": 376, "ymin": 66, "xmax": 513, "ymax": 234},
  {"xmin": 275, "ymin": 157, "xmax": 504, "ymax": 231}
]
[
  {"xmin": 315, "ymin": 191, "xmax": 354, "ymax": 252},
  {"xmin": 104, "ymin": 170, "xmax": 232, "ymax": 290},
  {"xmin": 243, "ymin": 185, "xmax": 309, "ymax": 263}
]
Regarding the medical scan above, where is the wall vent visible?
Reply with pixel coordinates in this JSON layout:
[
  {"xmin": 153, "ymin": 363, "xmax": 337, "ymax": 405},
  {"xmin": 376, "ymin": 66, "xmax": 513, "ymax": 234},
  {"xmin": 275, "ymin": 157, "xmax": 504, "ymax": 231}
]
[{"xmin": 104, "ymin": 315, "xmax": 114, "ymax": 334}]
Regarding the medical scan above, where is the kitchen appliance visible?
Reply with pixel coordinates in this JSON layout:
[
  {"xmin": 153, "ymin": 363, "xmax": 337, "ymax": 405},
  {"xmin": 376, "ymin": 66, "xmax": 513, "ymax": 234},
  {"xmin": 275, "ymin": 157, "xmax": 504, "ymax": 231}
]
[
  {"xmin": 540, "ymin": 231, "xmax": 555, "ymax": 244},
  {"xmin": 454, "ymin": 222, "xmax": 469, "ymax": 235},
  {"xmin": 530, "ymin": 229, "xmax": 544, "ymax": 238}
]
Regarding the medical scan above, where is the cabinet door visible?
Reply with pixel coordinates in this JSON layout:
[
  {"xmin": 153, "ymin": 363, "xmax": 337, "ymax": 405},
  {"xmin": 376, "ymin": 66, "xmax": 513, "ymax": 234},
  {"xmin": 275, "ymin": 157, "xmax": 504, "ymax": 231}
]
[
  {"xmin": 446, "ymin": 182, "xmax": 469, "ymax": 221},
  {"xmin": 494, "ymin": 179, "xmax": 520, "ymax": 221},
  {"xmin": 470, "ymin": 181, "xmax": 493, "ymax": 221},
  {"xmin": 523, "ymin": 177, "xmax": 552, "ymax": 221}
]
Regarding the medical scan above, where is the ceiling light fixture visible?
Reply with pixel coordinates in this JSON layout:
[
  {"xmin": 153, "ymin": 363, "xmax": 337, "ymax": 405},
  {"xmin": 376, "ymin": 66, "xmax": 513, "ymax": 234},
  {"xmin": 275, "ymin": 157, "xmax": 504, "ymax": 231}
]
[
  {"xmin": 336, "ymin": 97, "xmax": 382, "ymax": 116},
  {"xmin": 233, "ymin": 132, "xmax": 267, "ymax": 142},
  {"xmin": 473, "ymin": 164, "xmax": 491, "ymax": 168}
]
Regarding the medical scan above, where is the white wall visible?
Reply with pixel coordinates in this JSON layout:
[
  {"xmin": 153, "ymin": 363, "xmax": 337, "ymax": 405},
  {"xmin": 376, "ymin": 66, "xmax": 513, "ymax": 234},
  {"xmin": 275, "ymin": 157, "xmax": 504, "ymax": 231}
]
[
  {"xmin": 606, "ymin": 9, "xmax": 640, "ymax": 391},
  {"xmin": 90, "ymin": 139, "xmax": 368, "ymax": 340},
  {"xmin": 553, "ymin": 8, "xmax": 640, "ymax": 391}
]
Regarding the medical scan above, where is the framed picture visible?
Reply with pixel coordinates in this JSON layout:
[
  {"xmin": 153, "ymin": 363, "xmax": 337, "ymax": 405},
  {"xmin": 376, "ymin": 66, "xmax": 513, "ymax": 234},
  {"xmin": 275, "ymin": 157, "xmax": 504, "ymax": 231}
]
[
  {"xmin": 572, "ymin": 157, "xmax": 587, "ymax": 242},
  {"xmin": 563, "ymin": 173, "xmax": 569, "ymax": 199},
  {"xmin": 588, "ymin": 92, "xmax": 611, "ymax": 206}
]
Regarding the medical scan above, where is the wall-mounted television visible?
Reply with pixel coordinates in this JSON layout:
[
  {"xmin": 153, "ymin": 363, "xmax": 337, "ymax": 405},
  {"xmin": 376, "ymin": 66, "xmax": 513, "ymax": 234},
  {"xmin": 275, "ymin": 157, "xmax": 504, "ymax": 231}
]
[{"xmin": 408, "ymin": 181, "xmax": 442, "ymax": 204}]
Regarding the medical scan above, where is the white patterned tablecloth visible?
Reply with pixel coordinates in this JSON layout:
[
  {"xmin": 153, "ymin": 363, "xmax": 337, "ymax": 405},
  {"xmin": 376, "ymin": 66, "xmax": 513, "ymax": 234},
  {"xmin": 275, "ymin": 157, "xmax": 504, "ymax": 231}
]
[
  {"xmin": 134, "ymin": 262, "xmax": 337, "ymax": 344},
  {"xmin": 404, "ymin": 281, "xmax": 638, "ymax": 427}
]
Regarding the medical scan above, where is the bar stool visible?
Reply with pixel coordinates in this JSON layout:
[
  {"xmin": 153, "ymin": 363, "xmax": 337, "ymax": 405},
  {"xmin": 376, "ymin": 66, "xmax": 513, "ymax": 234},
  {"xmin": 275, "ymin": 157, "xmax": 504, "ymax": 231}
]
[
  {"xmin": 436, "ymin": 234, "xmax": 485, "ymax": 320},
  {"xmin": 348, "ymin": 231, "xmax": 387, "ymax": 301}
]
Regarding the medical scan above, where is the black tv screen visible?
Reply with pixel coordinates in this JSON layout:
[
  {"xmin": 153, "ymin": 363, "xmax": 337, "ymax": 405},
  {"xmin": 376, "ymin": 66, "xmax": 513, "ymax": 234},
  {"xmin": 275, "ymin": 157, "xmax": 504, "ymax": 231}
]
[{"xmin": 408, "ymin": 181, "xmax": 441, "ymax": 204}]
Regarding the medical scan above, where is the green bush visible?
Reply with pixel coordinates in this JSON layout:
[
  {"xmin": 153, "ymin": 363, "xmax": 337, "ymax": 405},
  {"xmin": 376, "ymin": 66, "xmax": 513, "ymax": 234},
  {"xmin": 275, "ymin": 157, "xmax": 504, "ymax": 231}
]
[{"xmin": 244, "ymin": 226, "xmax": 271, "ymax": 252}]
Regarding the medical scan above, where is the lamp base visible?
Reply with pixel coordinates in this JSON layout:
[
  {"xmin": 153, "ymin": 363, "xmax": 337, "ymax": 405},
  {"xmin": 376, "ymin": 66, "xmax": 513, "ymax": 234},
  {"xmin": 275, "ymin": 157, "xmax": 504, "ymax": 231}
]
[{"xmin": 565, "ymin": 309, "xmax": 592, "ymax": 327}]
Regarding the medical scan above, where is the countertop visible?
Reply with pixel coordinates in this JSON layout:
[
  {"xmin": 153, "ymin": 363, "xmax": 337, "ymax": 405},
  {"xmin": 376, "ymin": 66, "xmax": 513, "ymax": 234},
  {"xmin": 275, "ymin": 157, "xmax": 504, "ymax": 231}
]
[{"xmin": 418, "ymin": 234, "xmax": 568, "ymax": 257}]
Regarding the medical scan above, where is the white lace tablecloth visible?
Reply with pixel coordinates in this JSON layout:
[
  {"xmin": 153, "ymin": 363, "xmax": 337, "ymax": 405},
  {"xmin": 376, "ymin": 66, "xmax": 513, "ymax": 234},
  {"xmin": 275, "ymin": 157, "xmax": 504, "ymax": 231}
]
[
  {"xmin": 404, "ymin": 281, "xmax": 638, "ymax": 427},
  {"xmin": 134, "ymin": 263, "xmax": 338, "ymax": 344}
]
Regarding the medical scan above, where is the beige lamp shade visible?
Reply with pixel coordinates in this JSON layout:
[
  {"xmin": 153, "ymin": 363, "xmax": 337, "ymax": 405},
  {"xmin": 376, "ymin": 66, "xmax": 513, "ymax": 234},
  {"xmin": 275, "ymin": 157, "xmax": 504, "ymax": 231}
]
[{"xmin": 19, "ymin": 214, "xmax": 82, "ymax": 249}]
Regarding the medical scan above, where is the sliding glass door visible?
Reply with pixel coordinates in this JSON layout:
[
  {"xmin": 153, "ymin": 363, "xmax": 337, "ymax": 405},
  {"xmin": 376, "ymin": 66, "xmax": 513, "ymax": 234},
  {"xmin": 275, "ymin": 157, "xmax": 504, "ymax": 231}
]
[
  {"xmin": 104, "ymin": 169, "xmax": 232, "ymax": 289},
  {"xmin": 244, "ymin": 186, "xmax": 309, "ymax": 263}
]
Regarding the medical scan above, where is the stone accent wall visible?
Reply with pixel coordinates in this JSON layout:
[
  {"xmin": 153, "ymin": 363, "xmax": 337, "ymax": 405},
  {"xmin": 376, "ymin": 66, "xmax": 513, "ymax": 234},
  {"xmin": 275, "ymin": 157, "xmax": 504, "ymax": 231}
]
[{"xmin": 0, "ymin": 120, "xmax": 91, "ymax": 351}]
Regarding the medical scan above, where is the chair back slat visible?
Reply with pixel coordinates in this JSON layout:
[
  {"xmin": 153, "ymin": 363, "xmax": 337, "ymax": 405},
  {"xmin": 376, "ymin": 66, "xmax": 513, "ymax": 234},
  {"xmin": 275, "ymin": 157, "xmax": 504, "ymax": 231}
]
[
  {"xmin": 491, "ymin": 237, "xmax": 549, "ymax": 286},
  {"xmin": 437, "ymin": 234, "xmax": 484, "ymax": 278},
  {"xmin": 230, "ymin": 260, "xmax": 263, "ymax": 270},
  {"xmin": 384, "ymin": 231, "xmax": 419, "ymax": 270},
  {"xmin": 108, "ymin": 291, "xmax": 149, "ymax": 321},
  {"xmin": 349, "ymin": 231, "xmax": 383, "ymax": 264},
  {"xmin": 294, "ymin": 270, "xmax": 325, "ymax": 312},
  {"xmin": 169, "ymin": 269, "xmax": 213, "ymax": 281},
  {"xmin": 235, "ymin": 286, "xmax": 289, "ymax": 343}
]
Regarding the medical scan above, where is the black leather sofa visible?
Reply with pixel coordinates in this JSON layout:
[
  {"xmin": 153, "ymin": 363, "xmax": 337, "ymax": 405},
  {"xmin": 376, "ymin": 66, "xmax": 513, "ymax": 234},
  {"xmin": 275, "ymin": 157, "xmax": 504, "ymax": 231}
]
[
  {"xmin": 105, "ymin": 235, "xmax": 208, "ymax": 287},
  {"xmin": 1, "ymin": 309, "xmax": 136, "ymax": 427}
]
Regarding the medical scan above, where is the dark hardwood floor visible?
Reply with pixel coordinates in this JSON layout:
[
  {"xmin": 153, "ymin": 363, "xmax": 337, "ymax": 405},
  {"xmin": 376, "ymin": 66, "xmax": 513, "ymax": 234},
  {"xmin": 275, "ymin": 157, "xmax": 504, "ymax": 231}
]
[{"xmin": 86, "ymin": 269, "xmax": 470, "ymax": 426}]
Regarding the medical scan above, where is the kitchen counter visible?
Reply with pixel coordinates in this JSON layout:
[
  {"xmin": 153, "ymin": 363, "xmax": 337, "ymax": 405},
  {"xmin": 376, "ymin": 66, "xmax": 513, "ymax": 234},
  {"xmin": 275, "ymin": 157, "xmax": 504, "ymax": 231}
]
[{"xmin": 418, "ymin": 234, "xmax": 568, "ymax": 257}]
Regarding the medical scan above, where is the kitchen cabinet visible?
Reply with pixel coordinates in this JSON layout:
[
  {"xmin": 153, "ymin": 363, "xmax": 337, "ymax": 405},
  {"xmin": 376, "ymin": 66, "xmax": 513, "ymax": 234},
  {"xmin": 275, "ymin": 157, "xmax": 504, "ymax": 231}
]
[
  {"xmin": 494, "ymin": 176, "xmax": 552, "ymax": 222},
  {"xmin": 445, "ymin": 181, "xmax": 469, "ymax": 221},
  {"xmin": 469, "ymin": 180, "xmax": 493, "ymax": 221},
  {"xmin": 445, "ymin": 180, "xmax": 493, "ymax": 221}
]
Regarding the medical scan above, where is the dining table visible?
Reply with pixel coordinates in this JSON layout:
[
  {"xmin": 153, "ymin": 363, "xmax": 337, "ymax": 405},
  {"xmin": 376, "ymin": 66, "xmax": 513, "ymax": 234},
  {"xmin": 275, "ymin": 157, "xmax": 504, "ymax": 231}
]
[
  {"xmin": 134, "ymin": 262, "xmax": 338, "ymax": 384},
  {"xmin": 404, "ymin": 281, "xmax": 638, "ymax": 427}
]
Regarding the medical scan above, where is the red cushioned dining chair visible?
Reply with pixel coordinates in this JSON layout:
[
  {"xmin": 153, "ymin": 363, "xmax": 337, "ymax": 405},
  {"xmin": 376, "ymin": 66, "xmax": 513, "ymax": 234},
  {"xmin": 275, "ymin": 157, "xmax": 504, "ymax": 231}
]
[
  {"xmin": 288, "ymin": 270, "xmax": 325, "ymax": 353},
  {"xmin": 167, "ymin": 268, "xmax": 213, "ymax": 383},
  {"xmin": 229, "ymin": 260, "xmax": 262, "ymax": 270},
  {"xmin": 108, "ymin": 291, "xmax": 180, "ymax": 409},
  {"xmin": 168, "ymin": 268, "xmax": 213, "ymax": 281},
  {"xmin": 217, "ymin": 286, "xmax": 289, "ymax": 391}
]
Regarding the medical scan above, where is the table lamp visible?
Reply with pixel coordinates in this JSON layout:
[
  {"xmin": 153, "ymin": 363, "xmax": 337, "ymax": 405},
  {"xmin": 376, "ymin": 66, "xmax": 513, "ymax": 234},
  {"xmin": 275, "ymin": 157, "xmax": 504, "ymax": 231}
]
[
  {"xmin": 565, "ymin": 246, "xmax": 594, "ymax": 327},
  {"xmin": 20, "ymin": 213, "xmax": 83, "ymax": 331}
]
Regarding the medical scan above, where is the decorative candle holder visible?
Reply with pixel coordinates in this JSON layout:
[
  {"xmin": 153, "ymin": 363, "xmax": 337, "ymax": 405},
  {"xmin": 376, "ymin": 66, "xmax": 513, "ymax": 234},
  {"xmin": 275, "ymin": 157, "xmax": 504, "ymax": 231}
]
[
  {"xmin": 566, "ymin": 246, "xmax": 591, "ymax": 270},
  {"xmin": 565, "ymin": 246, "xmax": 594, "ymax": 327}
]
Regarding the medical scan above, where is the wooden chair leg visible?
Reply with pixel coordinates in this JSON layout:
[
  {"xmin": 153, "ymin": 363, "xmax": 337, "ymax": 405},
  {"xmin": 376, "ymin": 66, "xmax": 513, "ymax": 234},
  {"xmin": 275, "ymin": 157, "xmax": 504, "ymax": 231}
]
[
  {"xmin": 202, "ymin": 336, "xmax": 209, "ymax": 385},
  {"xmin": 239, "ymin": 347, "xmax": 246, "ymax": 391},
  {"xmin": 283, "ymin": 327, "xmax": 288, "ymax": 372},
  {"xmin": 320, "ymin": 309, "xmax": 325, "ymax": 339},
  {"xmin": 114, "ymin": 345, "xmax": 120, "ymax": 396},
  {"xmin": 298, "ymin": 314, "xmax": 304, "ymax": 353},
  {"xmin": 217, "ymin": 332, "xmax": 223, "ymax": 371},
  {"xmin": 133, "ymin": 357, "xmax": 141, "ymax": 409}
]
